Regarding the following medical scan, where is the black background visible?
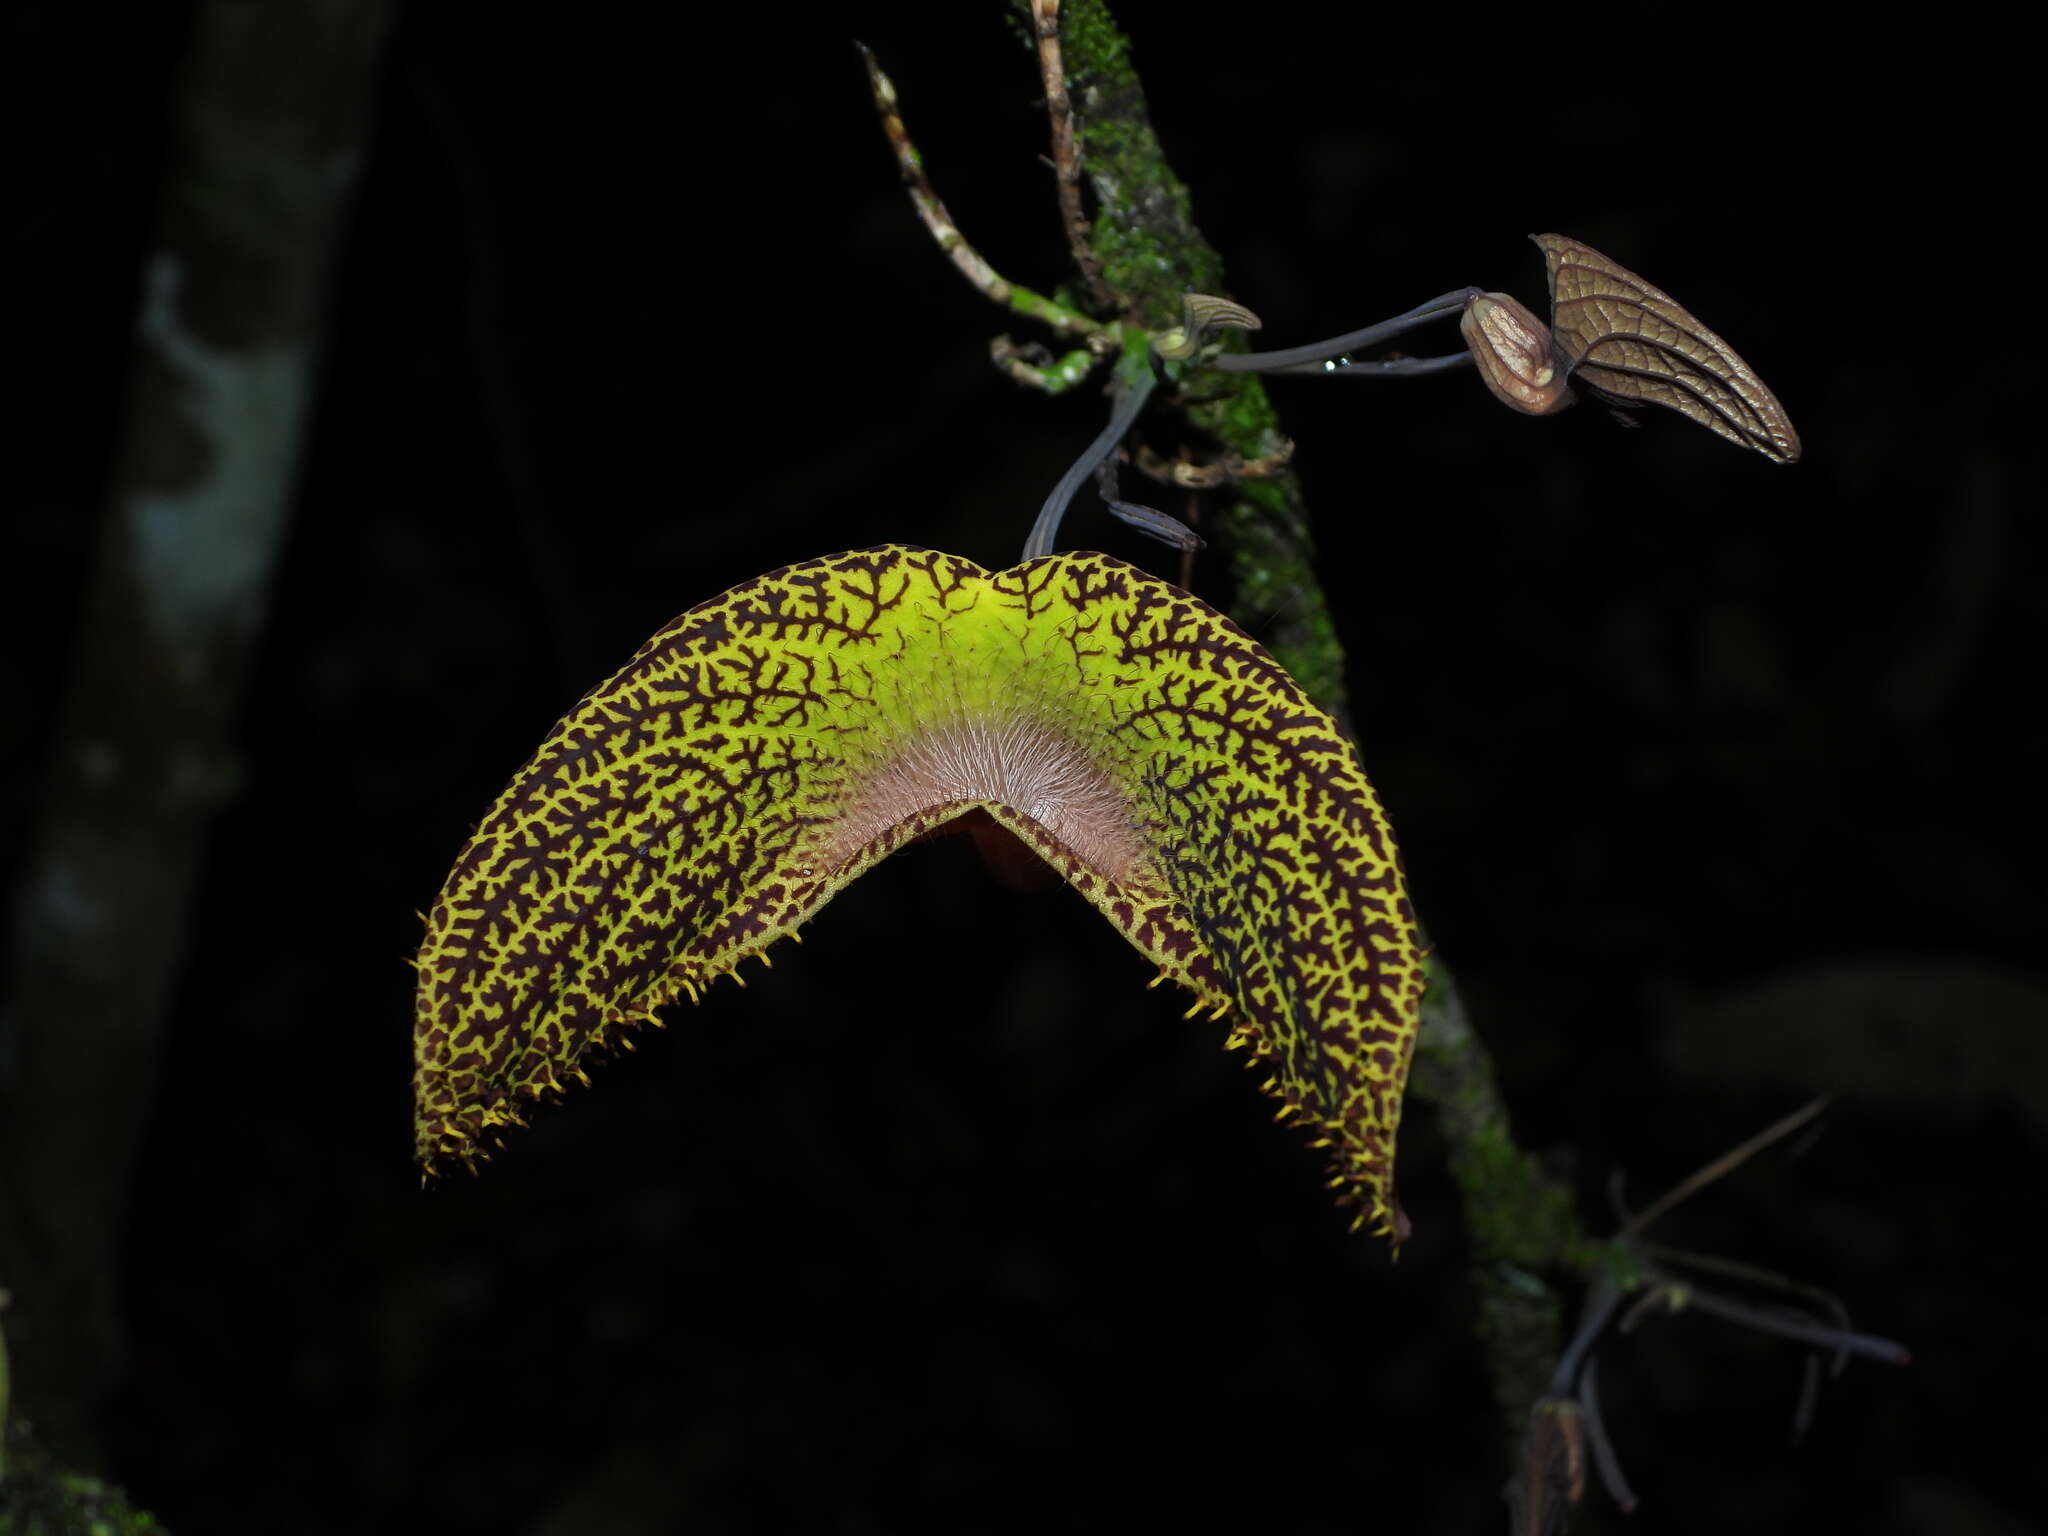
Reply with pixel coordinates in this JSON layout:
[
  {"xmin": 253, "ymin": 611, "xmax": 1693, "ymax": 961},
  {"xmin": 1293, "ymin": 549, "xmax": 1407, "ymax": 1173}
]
[{"xmin": 7, "ymin": 4, "xmax": 2040, "ymax": 1533}]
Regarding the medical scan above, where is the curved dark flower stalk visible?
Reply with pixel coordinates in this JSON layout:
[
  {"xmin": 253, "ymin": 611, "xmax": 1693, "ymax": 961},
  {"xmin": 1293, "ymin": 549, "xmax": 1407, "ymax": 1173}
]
[
  {"xmin": 1204, "ymin": 235, "xmax": 1800, "ymax": 464},
  {"xmin": 1629, "ymin": 1283, "xmax": 1909, "ymax": 1367},
  {"xmin": 1576, "ymin": 1361, "xmax": 1633, "ymax": 1513},
  {"xmin": 1618, "ymin": 1094, "xmax": 1831, "ymax": 1239},
  {"xmin": 1636, "ymin": 1242, "xmax": 1859, "ymax": 1379},
  {"xmin": 1254, "ymin": 351, "xmax": 1476, "ymax": 379},
  {"xmin": 1019, "ymin": 342, "xmax": 1159, "ymax": 560},
  {"xmin": 1213, "ymin": 288, "xmax": 1478, "ymax": 373}
]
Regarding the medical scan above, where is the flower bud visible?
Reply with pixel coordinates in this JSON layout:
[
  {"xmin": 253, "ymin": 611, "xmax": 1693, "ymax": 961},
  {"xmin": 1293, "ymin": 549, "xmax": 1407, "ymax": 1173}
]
[
  {"xmin": 1460, "ymin": 292, "xmax": 1573, "ymax": 416},
  {"xmin": 1153, "ymin": 292, "xmax": 1262, "ymax": 360}
]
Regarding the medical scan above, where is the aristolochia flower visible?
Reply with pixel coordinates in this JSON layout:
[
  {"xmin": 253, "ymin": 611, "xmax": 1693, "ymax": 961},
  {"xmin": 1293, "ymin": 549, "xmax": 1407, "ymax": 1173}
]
[
  {"xmin": 1460, "ymin": 291, "xmax": 1573, "ymax": 417},
  {"xmin": 413, "ymin": 546, "xmax": 1425, "ymax": 1238}
]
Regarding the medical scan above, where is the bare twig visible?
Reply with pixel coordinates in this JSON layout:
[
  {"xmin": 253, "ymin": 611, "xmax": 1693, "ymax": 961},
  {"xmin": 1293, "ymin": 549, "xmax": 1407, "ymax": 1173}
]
[
  {"xmin": 1133, "ymin": 439, "xmax": 1295, "ymax": 490},
  {"xmin": 1621, "ymin": 1095, "xmax": 1832, "ymax": 1238},
  {"xmin": 1617, "ymin": 1282, "xmax": 1671, "ymax": 1338},
  {"xmin": 1512, "ymin": 1099, "xmax": 1908, "ymax": 1527},
  {"xmin": 1538, "ymin": 1259, "xmax": 1906, "ymax": 1527},
  {"xmin": 1641, "ymin": 1242, "xmax": 1857, "ymax": 1374},
  {"xmin": 1578, "ymin": 1359, "xmax": 1639, "ymax": 1513},
  {"xmin": 1663, "ymin": 1284, "xmax": 1911, "ymax": 1367},
  {"xmin": 990, "ymin": 335, "xmax": 1099, "ymax": 394},
  {"xmin": 857, "ymin": 42, "xmax": 1104, "ymax": 345},
  {"xmin": 1549, "ymin": 1275, "xmax": 1628, "ymax": 1397},
  {"xmin": 1029, "ymin": 1, "xmax": 1113, "ymax": 312}
]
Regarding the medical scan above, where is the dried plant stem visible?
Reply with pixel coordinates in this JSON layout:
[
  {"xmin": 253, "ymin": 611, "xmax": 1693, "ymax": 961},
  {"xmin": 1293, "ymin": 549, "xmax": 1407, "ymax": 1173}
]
[
  {"xmin": 1621, "ymin": 1095, "xmax": 1831, "ymax": 1238},
  {"xmin": 990, "ymin": 336, "xmax": 1100, "ymax": 394},
  {"xmin": 1641, "ymin": 1242, "xmax": 1857, "ymax": 1369},
  {"xmin": 1578, "ymin": 1360, "xmax": 1639, "ymax": 1513},
  {"xmin": 1655, "ymin": 1285, "xmax": 1911, "ymax": 1367},
  {"xmin": 1029, "ymin": 0, "xmax": 1113, "ymax": 312},
  {"xmin": 1215, "ymin": 288, "xmax": 1477, "ymax": 371},
  {"xmin": 858, "ymin": 42, "xmax": 1104, "ymax": 344}
]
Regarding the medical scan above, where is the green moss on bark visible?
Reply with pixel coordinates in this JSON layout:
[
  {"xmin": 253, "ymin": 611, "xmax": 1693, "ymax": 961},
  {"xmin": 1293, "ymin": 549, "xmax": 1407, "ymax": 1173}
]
[
  {"xmin": 1413, "ymin": 958, "xmax": 1595, "ymax": 1426},
  {"xmin": 1056, "ymin": 2, "xmax": 1224, "ymax": 326},
  {"xmin": 1047, "ymin": 0, "xmax": 1348, "ymax": 716},
  {"xmin": 0, "ymin": 1443, "xmax": 164, "ymax": 1536},
  {"xmin": 1026, "ymin": 2, "xmax": 1601, "ymax": 1446}
]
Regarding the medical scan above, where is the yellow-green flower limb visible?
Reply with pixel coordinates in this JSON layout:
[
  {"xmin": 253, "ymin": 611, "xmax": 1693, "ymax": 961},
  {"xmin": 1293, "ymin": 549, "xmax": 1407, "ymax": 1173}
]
[{"xmin": 413, "ymin": 547, "xmax": 1425, "ymax": 1238}]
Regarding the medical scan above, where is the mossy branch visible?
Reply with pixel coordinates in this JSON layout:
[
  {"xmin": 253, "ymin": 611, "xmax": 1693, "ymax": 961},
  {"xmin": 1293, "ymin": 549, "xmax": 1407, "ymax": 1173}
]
[
  {"xmin": 1041, "ymin": 0, "xmax": 1348, "ymax": 713},
  {"xmin": 1038, "ymin": 0, "xmax": 1594, "ymax": 1446}
]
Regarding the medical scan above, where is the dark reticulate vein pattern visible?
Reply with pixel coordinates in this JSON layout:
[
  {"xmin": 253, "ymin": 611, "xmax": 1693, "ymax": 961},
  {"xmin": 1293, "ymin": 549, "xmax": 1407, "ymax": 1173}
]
[
  {"xmin": 413, "ymin": 547, "xmax": 1425, "ymax": 1236},
  {"xmin": 1535, "ymin": 232, "xmax": 1801, "ymax": 464}
]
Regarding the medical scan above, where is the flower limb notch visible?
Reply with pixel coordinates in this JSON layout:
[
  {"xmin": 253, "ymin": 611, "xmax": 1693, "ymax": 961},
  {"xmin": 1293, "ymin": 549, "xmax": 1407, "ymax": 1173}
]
[{"xmin": 413, "ymin": 547, "xmax": 1427, "ymax": 1239}]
